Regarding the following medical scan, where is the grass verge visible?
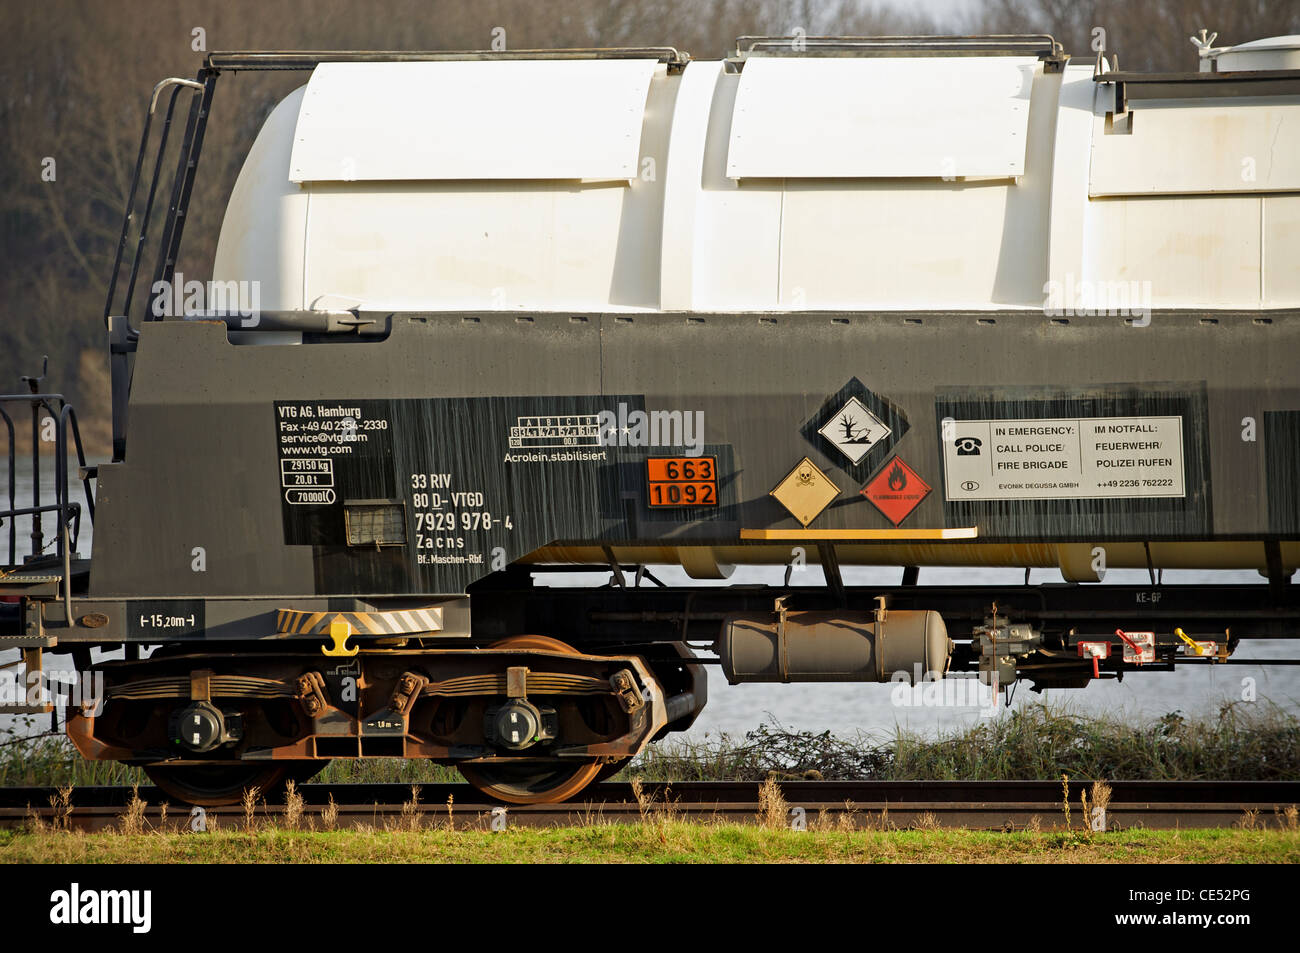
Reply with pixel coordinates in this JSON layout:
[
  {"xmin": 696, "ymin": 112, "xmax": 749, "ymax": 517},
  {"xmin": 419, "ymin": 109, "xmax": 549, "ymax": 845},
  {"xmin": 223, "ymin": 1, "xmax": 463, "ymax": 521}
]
[{"xmin": 2, "ymin": 824, "xmax": 1298, "ymax": 864}]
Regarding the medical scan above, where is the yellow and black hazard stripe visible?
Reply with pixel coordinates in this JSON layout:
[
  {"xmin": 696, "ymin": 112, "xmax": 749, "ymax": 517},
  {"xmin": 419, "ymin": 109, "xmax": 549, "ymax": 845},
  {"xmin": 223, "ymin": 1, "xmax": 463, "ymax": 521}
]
[{"xmin": 275, "ymin": 607, "xmax": 444, "ymax": 637}]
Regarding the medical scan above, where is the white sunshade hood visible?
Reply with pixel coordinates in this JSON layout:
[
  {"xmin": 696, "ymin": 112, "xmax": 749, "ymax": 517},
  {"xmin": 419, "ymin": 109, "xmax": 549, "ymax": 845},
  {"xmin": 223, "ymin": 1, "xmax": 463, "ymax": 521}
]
[
  {"xmin": 288, "ymin": 59, "xmax": 662, "ymax": 182},
  {"xmin": 725, "ymin": 55, "xmax": 1038, "ymax": 179}
]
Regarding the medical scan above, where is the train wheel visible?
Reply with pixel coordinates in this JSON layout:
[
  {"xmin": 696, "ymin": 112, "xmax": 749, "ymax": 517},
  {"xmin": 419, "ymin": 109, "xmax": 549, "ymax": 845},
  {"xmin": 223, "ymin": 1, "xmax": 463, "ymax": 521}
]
[
  {"xmin": 458, "ymin": 760, "xmax": 604, "ymax": 804},
  {"xmin": 483, "ymin": 634, "xmax": 580, "ymax": 653},
  {"xmin": 284, "ymin": 760, "xmax": 331, "ymax": 786},
  {"xmin": 593, "ymin": 758, "xmax": 630, "ymax": 783},
  {"xmin": 457, "ymin": 634, "xmax": 604, "ymax": 804},
  {"xmin": 143, "ymin": 762, "xmax": 301, "ymax": 807}
]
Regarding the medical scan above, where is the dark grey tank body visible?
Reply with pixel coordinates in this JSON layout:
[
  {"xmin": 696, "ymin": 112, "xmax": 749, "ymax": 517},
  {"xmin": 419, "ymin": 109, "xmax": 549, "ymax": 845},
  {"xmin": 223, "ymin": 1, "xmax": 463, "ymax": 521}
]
[{"xmin": 88, "ymin": 309, "xmax": 1300, "ymax": 600}]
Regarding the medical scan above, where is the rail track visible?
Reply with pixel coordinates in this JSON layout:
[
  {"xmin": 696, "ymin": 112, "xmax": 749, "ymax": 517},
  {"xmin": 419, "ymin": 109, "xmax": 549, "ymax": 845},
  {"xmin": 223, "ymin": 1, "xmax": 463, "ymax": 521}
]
[{"xmin": 2, "ymin": 780, "xmax": 1297, "ymax": 832}]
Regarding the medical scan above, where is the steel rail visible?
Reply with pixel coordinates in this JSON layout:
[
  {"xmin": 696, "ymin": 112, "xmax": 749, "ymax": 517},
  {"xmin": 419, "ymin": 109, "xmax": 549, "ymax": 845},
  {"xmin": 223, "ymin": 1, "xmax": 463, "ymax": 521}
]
[{"xmin": 4, "ymin": 780, "xmax": 1296, "ymax": 832}]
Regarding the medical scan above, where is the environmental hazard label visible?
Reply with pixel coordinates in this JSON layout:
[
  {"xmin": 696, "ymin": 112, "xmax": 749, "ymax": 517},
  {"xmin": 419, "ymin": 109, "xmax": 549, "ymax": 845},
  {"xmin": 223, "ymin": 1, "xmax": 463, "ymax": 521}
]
[
  {"xmin": 818, "ymin": 396, "xmax": 892, "ymax": 464},
  {"xmin": 942, "ymin": 415, "xmax": 1185, "ymax": 501}
]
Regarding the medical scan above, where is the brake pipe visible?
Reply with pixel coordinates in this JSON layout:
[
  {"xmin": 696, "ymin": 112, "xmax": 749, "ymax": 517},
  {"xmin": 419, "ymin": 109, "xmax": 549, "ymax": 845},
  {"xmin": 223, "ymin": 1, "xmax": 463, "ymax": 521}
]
[
  {"xmin": 1174, "ymin": 626, "xmax": 1223, "ymax": 659},
  {"xmin": 1174, "ymin": 626, "xmax": 1202, "ymax": 654},
  {"xmin": 1114, "ymin": 628, "xmax": 1145, "ymax": 663},
  {"xmin": 1077, "ymin": 640, "xmax": 1110, "ymax": 678}
]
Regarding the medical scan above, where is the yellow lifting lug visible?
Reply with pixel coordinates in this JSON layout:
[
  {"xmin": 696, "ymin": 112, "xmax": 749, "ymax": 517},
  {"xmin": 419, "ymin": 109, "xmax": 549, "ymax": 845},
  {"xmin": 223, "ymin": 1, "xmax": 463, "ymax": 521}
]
[{"xmin": 322, "ymin": 619, "xmax": 359, "ymax": 657}]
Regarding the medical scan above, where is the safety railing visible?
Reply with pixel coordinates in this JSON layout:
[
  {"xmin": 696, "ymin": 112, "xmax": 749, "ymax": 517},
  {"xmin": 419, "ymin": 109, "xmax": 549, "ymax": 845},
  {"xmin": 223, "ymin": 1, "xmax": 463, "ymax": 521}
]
[
  {"xmin": 733, "ymin": 33, "xmax": 1064, "ymax": 59},
  {"xmin": 0, "ymin": 363, "xmax": 95, "ymax": 570},
  {"xmin": 103, "ymin": 76, "xmax": 209, "ymax": 333}
]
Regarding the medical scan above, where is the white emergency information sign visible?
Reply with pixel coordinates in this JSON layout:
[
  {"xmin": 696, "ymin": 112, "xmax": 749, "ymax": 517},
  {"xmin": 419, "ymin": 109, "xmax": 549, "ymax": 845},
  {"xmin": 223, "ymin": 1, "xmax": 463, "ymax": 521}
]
[{"xmin": 942, "ymin": 416, "xmax": 1185, "ymax": 501}]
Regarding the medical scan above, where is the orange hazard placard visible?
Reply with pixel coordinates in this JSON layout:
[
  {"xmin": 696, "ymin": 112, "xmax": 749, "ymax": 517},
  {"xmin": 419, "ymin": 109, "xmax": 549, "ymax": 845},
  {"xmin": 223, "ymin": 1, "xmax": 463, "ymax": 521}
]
[
  {"xmin": 861, "ymin": 456, "xmax": 931, "ymax": 526},
  {"xmin": 647, "ymin": 456, "xmax": 717, "ymax": 507}
]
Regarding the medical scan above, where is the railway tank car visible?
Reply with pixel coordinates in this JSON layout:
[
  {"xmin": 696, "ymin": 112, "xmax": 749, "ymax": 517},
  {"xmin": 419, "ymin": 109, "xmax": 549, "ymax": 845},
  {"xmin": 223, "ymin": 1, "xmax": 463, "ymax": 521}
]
[{"xmin": 3, "ymin": 33, "xmax": 1300, "ymax": 805}]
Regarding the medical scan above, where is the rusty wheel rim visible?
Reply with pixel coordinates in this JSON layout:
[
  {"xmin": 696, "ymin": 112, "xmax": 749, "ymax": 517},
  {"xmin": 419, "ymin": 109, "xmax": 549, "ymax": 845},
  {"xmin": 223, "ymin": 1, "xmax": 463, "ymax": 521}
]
[
  {"xmin": 458, "ymin": 760, "xmax": 604, "ymax": 805},
  {"xmin": 143, "ymin": 762, "xmax": 297, "ymax": 807},
  {"xmin": 457, "ymin": 635, "xmax": 605, "ymax": 804},
  {"xmin": 485, "ymin": 634, "xmax": 578, "ymax": 653},
  {"xmin": 593, "ymin": 758, "xmax": 630, "ymax": 783}
]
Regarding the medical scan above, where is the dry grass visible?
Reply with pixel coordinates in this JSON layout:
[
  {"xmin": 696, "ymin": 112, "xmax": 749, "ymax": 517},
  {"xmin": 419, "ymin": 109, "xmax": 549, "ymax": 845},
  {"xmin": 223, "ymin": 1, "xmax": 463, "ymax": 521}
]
[
  {"xmin": 1091, "ymin": 780, "xmax": 1113, "ymax": 831},
  {"xmin": 912, "ymin": 811, "xmax": 940, "ymax": 831},
  {"xmin": 629, "ymin": 776, "xmax": 648, "ymax": 821},
  {"xmin": 398, "ymin": 785, "xmax": 422, "ymax": 832},
  {"xmin": 241, "ymin": 786, "xmax": 260, "ymax": 833},
  {"xmin": 119, "ymin": 784, "xmax": 146, "ymax": 836},
  {"xmin": 757, "ymin": 775, "xmax": 788, "ymax": 829},
  {"xmin": 47, "ymin": 784, "xmax": 73, "ymax": 833},
  {"xmin": 283, "ymin": 781, "xmax": 303, "ymax": 831},
  {"xmin": 624, "ymin": 774, "xmax": 683, "ymax": 846}
]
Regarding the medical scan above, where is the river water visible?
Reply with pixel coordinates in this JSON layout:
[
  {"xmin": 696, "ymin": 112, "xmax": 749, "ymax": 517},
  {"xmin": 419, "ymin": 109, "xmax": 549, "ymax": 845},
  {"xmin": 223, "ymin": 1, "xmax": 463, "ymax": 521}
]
[{"xmin": 4, "ymin": 459, "xmax": 1296, "ymax": 740}]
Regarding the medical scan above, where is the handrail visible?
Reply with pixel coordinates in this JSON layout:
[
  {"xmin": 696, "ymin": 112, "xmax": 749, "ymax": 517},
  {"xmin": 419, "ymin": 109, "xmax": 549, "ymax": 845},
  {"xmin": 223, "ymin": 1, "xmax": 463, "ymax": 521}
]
[
  {"xmin": 101, "ymin": 71, "xmax": 214, "ymax": 464},
  {"xmin": 0, "ymin": 405, "xmax": 13, "ymax": 562},
  {"xmin": 122, "ymin": 83, "xmax": 201, "ymax": 322},
  {"xmin": 205, "ymin": 48, "xmax": 691, "ymax": 71},
  {"xmin": 58, "ymin": 403, "xmax": 93, "ymax": 524},
  {"xmin": 734, "ymin": 33, "xmax": 1063, "ymax": 58},
  {"xmin": 144, "ymin": 71, "xmax": 216, "ymax": 324},
  {"xmin": 62, "ymin": 516, "xmax": 73, "ymax": 623},
  {"xmin": 0, "ymin": 392, "xmax": 94, "ymax": 569},
  {"xmin": 103, "ymin": 78, "xmax": 205, "ymax": 330}
]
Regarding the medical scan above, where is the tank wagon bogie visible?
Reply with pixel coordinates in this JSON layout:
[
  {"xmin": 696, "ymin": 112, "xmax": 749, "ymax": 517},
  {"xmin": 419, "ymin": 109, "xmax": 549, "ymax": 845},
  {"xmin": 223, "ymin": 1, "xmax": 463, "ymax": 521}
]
[{"xmin": 2, "ymin": 33, "xmax": 1299, "ymax": 805}]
